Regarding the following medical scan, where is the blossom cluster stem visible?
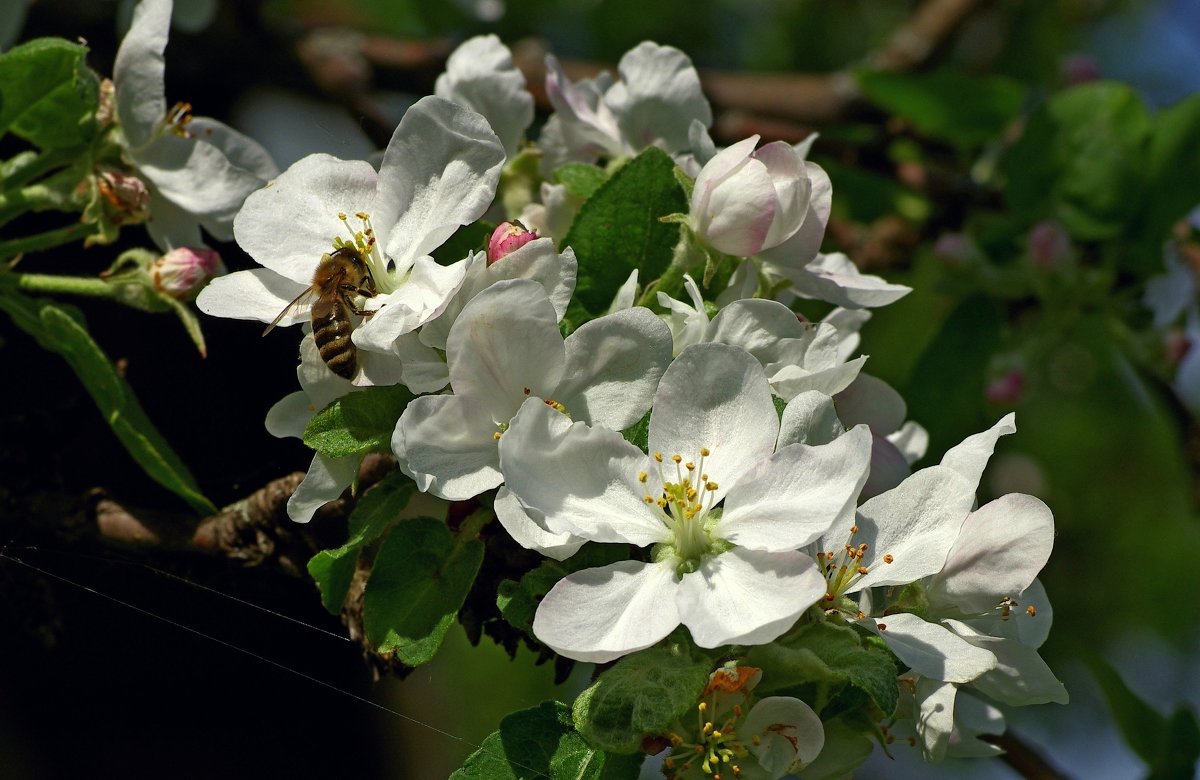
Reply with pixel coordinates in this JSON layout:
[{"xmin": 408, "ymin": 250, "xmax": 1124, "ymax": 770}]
[
  {"xmin": 1, "ymin": 146, "xmax": 80, "ymax": 191},
  {"xmin": 0, "ymin": 223, "xmax": 96, "ymax": 260},
  {"xmin": 0, "ymin": 271, "xmax": 117, "ymax": 301}
]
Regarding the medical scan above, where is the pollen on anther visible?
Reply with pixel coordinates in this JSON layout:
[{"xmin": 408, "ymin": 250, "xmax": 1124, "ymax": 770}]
[
  {"xmin": 672, "ymin": 454, "xmax": 682, "ymax": 464},
  {"xmin": 654, "ymin": 452, "xmax": 664, "ymax": 463},
  {"xmin": 493, "ymin": 432, "xmax": 502, "ymax": 441},
  {"xmin": 638, "ymin": 471, "xmax": 648, "ymax": 483},
  {"xmin": 857, "ymin": 566, "xmax": 869, "ymax": 575},
  {"xmin": 705, "ymin": 481, "xmax": 719, "ymax": 491},
  {"xmin": 686, "ymin": 461, "xmax": 695, "ymax": 470},
  {"xmin": 700, "ymin": 447, "xmax": 710, "ymax": 456},
  {"xmin": 849, "ymin": 524, "xmax": 859, "ymax": 534},
  {"xmin": 1027, "ymin": 605, "xmax": 1037, "ymax": 617},
  {"xmin": 523, "ymin": 387, "xmax": 531, "ymax": 395},
  {"xmin": 355, "ymin": 211, "xmax": 369, "ymax": 220},
  {"xmin": 883, "ymin": 554, "xmax": 894, "ymax": 564},
  {"xmin": 337, "ymin": 211, "xmax": 348, "ymax": 220},
  {"xmin": 644, "ymin": 496, "xmax": 655, "ymax": 504},
  {"xmin": 877, "ymin": 622, "xmax": 887, "ymax": 631}
]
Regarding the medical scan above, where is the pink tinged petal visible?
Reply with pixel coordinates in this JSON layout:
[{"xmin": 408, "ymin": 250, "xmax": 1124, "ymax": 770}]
[
  {"xmin": 394, "ymin": 395, "xmax": 503, "ymax": 501},
  {"xmin": 777, "ymin": 391, "xmax": 844, "ymax": 448},
  {"xmin": 264, "ymin": 391, "xmax": 312, "ymax": 439},
  {"xmin": 785, "ymin": 252, "xmax": 912, "ymax": 309},
  {"xmin": 533, "ymin": 560, "xmax": 681, "ymax": 663},
  {"xmin": 499, "ymin": 399, "xmax": 668, "ymax": 546},
  {"xmin": 757, "ymin": 161, "xmax": 832, "ymax": 269},
  {"xmin": 718, "ymin": 425, "xmax": 872, "ymax": 551},
  {"xmin": 287, "ymin": 454, "xmax": 358, "ymax": 523},
  {"xmin": 113, "ymin": 0, "xmax": 169, "ymax": 148},
  {"xmin": 557, "ymin": 307, "xmax": 673, "ymax": 430},
  {"xmin": 233, "ymin": 154, "xmax": 378, "ymax": 285},
  {"xmin": 693, "ymin": 143, "xmax": 779, "ymax": 257},
  {"xmin": 752, "ymin": 141, "xmax": 811, "ymax": 250},
  {"xmin": 352, "ymin": 256, "xmax": 470, "ymax": 353},
  {"xmin": 866, "ymin": 613, "xmax": 997, "ymax": 684},
  {"xmin": 196, "ymin": 268, "xmax": 307, "ymax": 324},
  {"xmin": 846, "ymin": 465, "xmax": 976, "ymax": 590},
  {"xmin": 649, "ymin": 343, "xmax": 778, "ymax": 504},
  {"xmin": 493, "ymin": 488, "xmax": 587, "ymax": 561},
  {"xmin": 939, "ymin": 413, "xmax": 1017, "ymax": 494},
  {"xmin": 677, "ymin": 548, "xmax": 824, "ymax": 648},
  {"xmin": 378, "ymin": 96, "xmax": 506, "ymax": 267},
  {"xmin": 609, "ymin": 42, "xmax": 712, "ymax": 154},
  {"xmin": 691, "ymin": 136, "xmax": 758, "ymax": 216},
  {"xmin": 434, "ymin": 35, "xmax": 534, "ymax": 160},
  {"xmin": 834, "ymin": 372, "xmax": 906, "ymax": 434},
  {"xmin": 945, "ymin": 621, "xmax": 1068, "ymax": 705},
  {"xmin": 915, "ymin": 678, "xmax": 957, "ymax": 761},
  {"xmin": 442, "ymin": 279, "xmax": 566, "ymax": 423},
  {"xmin": 930, "ymin": 494, "xmax": 1054, "ymax": 614},
  {"xmin": 743, "ymin": 697, "xmax": 825, "ymax": 773}
]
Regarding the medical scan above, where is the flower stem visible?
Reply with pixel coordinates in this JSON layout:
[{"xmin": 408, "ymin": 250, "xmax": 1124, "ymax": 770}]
[
  {"xmin": 0, "ymin": 271, "xmax": 117, "ymax": 300},
  {"xmin": 1, "ymin": 146, "xmax": 81, "ymax": 190},
  {"xmin": 0, "ymin": 222, "xmax": 96, "ymax": 260}
]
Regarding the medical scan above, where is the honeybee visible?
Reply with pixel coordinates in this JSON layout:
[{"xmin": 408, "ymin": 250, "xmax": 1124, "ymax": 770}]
[{"xmin": 263, "ymin": 246, "xmax": 377, "ymax": 379}]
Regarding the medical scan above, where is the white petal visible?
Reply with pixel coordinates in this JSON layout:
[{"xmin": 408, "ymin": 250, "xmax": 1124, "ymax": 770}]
[
  {"xmin": 841, "ymin": 465, "xmax": 976, "ymax": 589},
  {"xmin": 860, "ymin": 431, "xmax": 913, "ymax": 500},
  {"xmin": 930, "ymin": 494, "xmax": 1054, "ymax": 614},
  {"xmin": 1144, "ymin": 246, "xmax": 1195, "ymax": 327},
  {"xmin": 696, "ymin": 152, "xmax": 778, "ymax": 257},
  {"xmin": 233, "ymin": 154, "xmax": 377, "ymax": 285},
  {"xmin": 379, "ymin": 96, "xmax": 506, "ymax": 267},
  {"xmin": 557, "ymin": 306, "xmax": 673, "ymax": 430},
  {"xmin": 785, "ymin": 252, "xmax": 912, "ymax": 309},
  {"xmin": 353, "ymin": 256, "xmax": 469, "ymax": 352},
  {"xmin": 914, "ymin": 678, "xmax": 957, "ymax": 761},
  {"xmin": 759, "ymin": 161, "xmax": 832, "ymax": 268},
  {"xmin": 143, "ymin": 190, "xmax": 202, "ymax": 251},
  {"xmin": 609, "ymin": 42, "xmax": 711, "ymax": 155},
  {"xmin": 394, "ymin": 332, "xmax": 449, "ymax": 393},
  {"xmin": 186, "ymin": 117, "xmax": 278, "ymax": 182},
  {"xmin": 493, "ymin": 488, "xmax": 587, "ymax": 561},
  {"xmin": 499, "ymin": 399, "xmax": 668, "ymax": 546},
  {"xmin": 533, "ymin": 559, "xmax": 680, "ymax": 663},
  {"xmin": 287, "ymin": 453, "xmax": 357, "ymax": 523},
  {"xmin": 753, "ymin": 141, "xmax": 811, "ymax": 250},
  {"xmin": 196, "ymin": 268, "xmax": 307, "ymax": 324},
  {"xmin": 264, "ymin": 391, "xmax": 313, "ymax": 439},
  {"xmin": 866, "ymin": 613, "xmax": 997, "ymax": 684},
  {"xmin": 607, "ymin": 269, "xmax": 640, "ymax": 313},
  {"xmin": 113, "ymin": 0, "xmax": 169, "ymax": 148},
  {"xmin": 296, "ymin": 333, "xmax": 356, "ymax": 408},
  {"xmin": 744, "ymin": 697, "xmax": 825, "ymax": 772},
  {"xmin": 649, "ymin": 343, "xmax": 778, "ymax": 503},
  {"xmin": 394, "ymin": 395, "xmax": 502, "ymax": 500},
  {"xmin": 945, "ymin": 621, "xmax": 1068, "ymax": 705},
  {"xmin": 705, "ymin": 297, "xmax": 808, "ymax": 364},
  {"xmin": 834, "ymin": 373, "xmax": 906, "ymax": 434},
  {"xmin": 888, "ymin": 420, "xmax": 929, "ymax": 465},
  {"xmin": 718, "ymin": 425, "xmax": 871, "ymax": 550},
  {"xmin": 946, "ymin": 691, "xmax": 1006, "ymax": 758},
  {"xmin": 444, "ymin": 278, "xmax": 566, "ymax": 423},
  {"xmin": 434, "ymin": 35, "xmax": 533, "ymax": 159},
  {"xmin": 677, "ymin": 548, "xmax": 824, "ymax": 648},
  {"xmin": 770, "ymin": 356, "xmax": 867, "ymax": 401},
  {"xmin": 940, "ymin": 413, "xmax": 1017, "ymax": 493},
  {"xmin": 353, "ymin": 348, "xmax": 406, "ymax": 387},
  {"xmin": 777, "ymin": 391, "xmax": 844, "ymax": 448}
]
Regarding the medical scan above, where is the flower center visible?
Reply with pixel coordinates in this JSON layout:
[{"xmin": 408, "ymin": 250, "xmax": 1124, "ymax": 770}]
[
  {"xmin": 664, "ymin": 666, "xmax": 759, "ymax": 780},
  {"xmin": 493, "ymin": 388, "xmax": 570, "ymax": 441},
  {"xmin": 817, "ymin": 522, "xmax": 895, "ymax": 605},
  {"xmin": 644, "ymin": 447, "xmax": 724, "ymax": 574},
  {"xmin": 333, "ymin": 211, "xmax": 391, "ymax": 293}
]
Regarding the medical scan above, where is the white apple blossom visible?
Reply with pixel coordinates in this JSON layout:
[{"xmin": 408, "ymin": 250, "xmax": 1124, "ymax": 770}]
[
  {"xmin": 392, "ymin": 278, "xmax": 670, "ymax": 503},
  {"xmin": 434, "ymin": 35, "xmax": 533, "ymax": 160},
  {"xmin": 539, "ymin": 41, "xmax": 712, "ymax": 173},
  {"xmin": 833, "ymin": 373, "xmax": 929, "ymax": 498},
  {"xmin": 197, "ymin": 95, "xmax": 506, "ymax": 385},
  {"xmin": 499, "ymin": 342, "xmax": 874, "ymax": 662},
  {"xmin": 689, "ymin": 136, "xmax": 813, "ymax": 258},
  {"xmin": 113, "ymin": 0, "xmax": 278, "ymax": 250}
]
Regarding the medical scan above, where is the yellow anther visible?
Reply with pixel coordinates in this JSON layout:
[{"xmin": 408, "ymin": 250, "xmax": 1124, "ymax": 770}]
[
  {"xmin": 883, "ymin": 554, "xmax": 894, "ymax": 564},
  {"xmin": 337, "ymin": 212, "xmax": 348, "ymax": 220},
  {"xmin": 672, "ymin": 454, "xmax": 683, "ymax": 464},
  {"xmin": 355, "ymin": 211, "xmax": 369, "ymax": 220},
  {"xmin": 850, "ymin": 524, "xmax": 859, "ymax": 534},
  {"xmin": 1027, "ymin": 605, "xmax": 1037, "ymax": 617},
  {"xmin": 700, "ymin": 447, "xmax": 710, "ymax": 456},
  {"xmin": 857, "ymin": 566, "xmax": 869, "ymax": 575},
  {"xmin": 493, "ymin": 432, "xmax": 502, "ymax": 441},
  {"xmin": 751, "ymin": 735, "xmax": 761, "ymax": 746},
  {"xmin": 698, "ymin": 701, "xmax": 708, "ymax": 713},
  {"xmin": 686, "ymin": 461, "xmax": 695, "ymax": 470},
  {"xmin": 638, "ymin": 471, "xmax": 648, "ymax": 483},
  {"xmin": 705, "ymin": 481, "xmax": 718, "ymax": 491},
  {"xmin": 712, "ymin": 730, "xmax": 722, "ymax": 739},
  {"xmin": 655, "ymin": 452, "xmax": 664, "ymax": 462},
  {"xmin": 644, "ymin": 496, "xmax": 655, "ymax": 504}
]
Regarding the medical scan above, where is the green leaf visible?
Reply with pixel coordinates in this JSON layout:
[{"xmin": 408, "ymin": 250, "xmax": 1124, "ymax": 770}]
[
  {"xmin": 303, "ymin": 384, "xmax": 414, "ymax": 458},
  {"xmin": 307, "ymin": 471, "xmax": 416, "ymax": 613},
  {"xmin": 856, "ymin": 68, "xmax": 1024, "ymax": 149},
  {"xmin": 573, "ymin": 645, "xmax": 712, "ymax": 753},
  {"xmin": 496, "ymin": 544, "xmax": 631, "ymax": 635},
  {"xmin": 1149, "ymin": 707, "xmax": 1200, "ymax": 780},
  {"xmin": 619, "ymin": 410, "xmax": 651, "ymax": 452},
  {"xmin": 554, "ymin": 163, "xmax": 609, "ymax": 200},
  {"xmin": 563, "ymin": 147, "xmax": 687, "ymax": 315},
  {"xmin": 745, "ymin": 621, "xmax": 900, "ymax": 717},
  {"xmin": 0, "ymin": 38, "xmax": 98, "ymax": 148},
  {"xmin": 0, "ymin": 288, "xmax": 213, "ymax": 513},
  {"xmin": 451, "ymin": 701, "xmax": 642, "ymax": 780},
  {"xmin": 362, "ymin": 516, "xmax": 484, "ymax": 666},
  {"xmin": 1135, "ymin": 93, "xmax": 1200, "ymax": 263},
  {"xmin": 1004, "ymin": 82, "xmax": 1151, "ymax": 240}
]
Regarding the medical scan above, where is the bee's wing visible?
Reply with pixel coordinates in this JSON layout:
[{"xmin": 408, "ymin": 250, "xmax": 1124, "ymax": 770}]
[{"xmin": 262, "ymin": 285, "xmax": 318, "ymax": 336}]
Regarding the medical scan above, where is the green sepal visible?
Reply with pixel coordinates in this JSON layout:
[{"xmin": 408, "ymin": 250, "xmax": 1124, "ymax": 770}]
[
  {"xmin": 303, "ymin": 384, "xmax": 414, "ymax": 458},
  {"xmin": 362, "ymin": 515, "xmax": 484, "ymax": 666},
  {"xmin": 0, "ymin": 287, "xmax": 214, "ymax": 514},
  {"xmin": 307, "ymin": 471, "xmax": 416, "ymax": 614},
  {"xmin": 563, "ymin": 147, "xmax": 688, "ymax": 315},
  {"xmin": 573, "ymin": 644, "xmax": 713, "ymax": 753},
  {"xmin": 450, "ymin": 701, "xmax": 642, "ymax": 780},
  {"xmin": 0, "ymin": 37, "xmax": 99, "ymax": 149},
  {"xmin": 619, "ymin": 409, "xmax": 651, "ymax": 452}
]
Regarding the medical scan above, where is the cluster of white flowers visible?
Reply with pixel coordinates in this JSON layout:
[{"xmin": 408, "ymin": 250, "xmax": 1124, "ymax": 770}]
[{"xmin": 105, "ymin": 11, "xmax": 1063, "ymax": 773}]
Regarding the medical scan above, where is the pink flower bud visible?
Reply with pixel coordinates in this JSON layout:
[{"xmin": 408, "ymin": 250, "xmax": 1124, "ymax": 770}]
[
  {"xmin": 1028, "ymin": 220, "xmax": 1072, "ymax": 270},
  {"xmin": 152, "ymin": 247, "xmax": 225, "ymax": 299},
  {"xmin": 1061, "ymin": 54, "xmax": 1101, "ymax": 86},
  {"xmin": 986, "ymin": 369, "xmax": 1025, "ymax": 405},
  {"xmin": 487, "ymin": 221, "xmax": 537, "ymax": 265},
  {"xmin": 932, "ymin": 233, "xmax": 972, "ymax": 266}
]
